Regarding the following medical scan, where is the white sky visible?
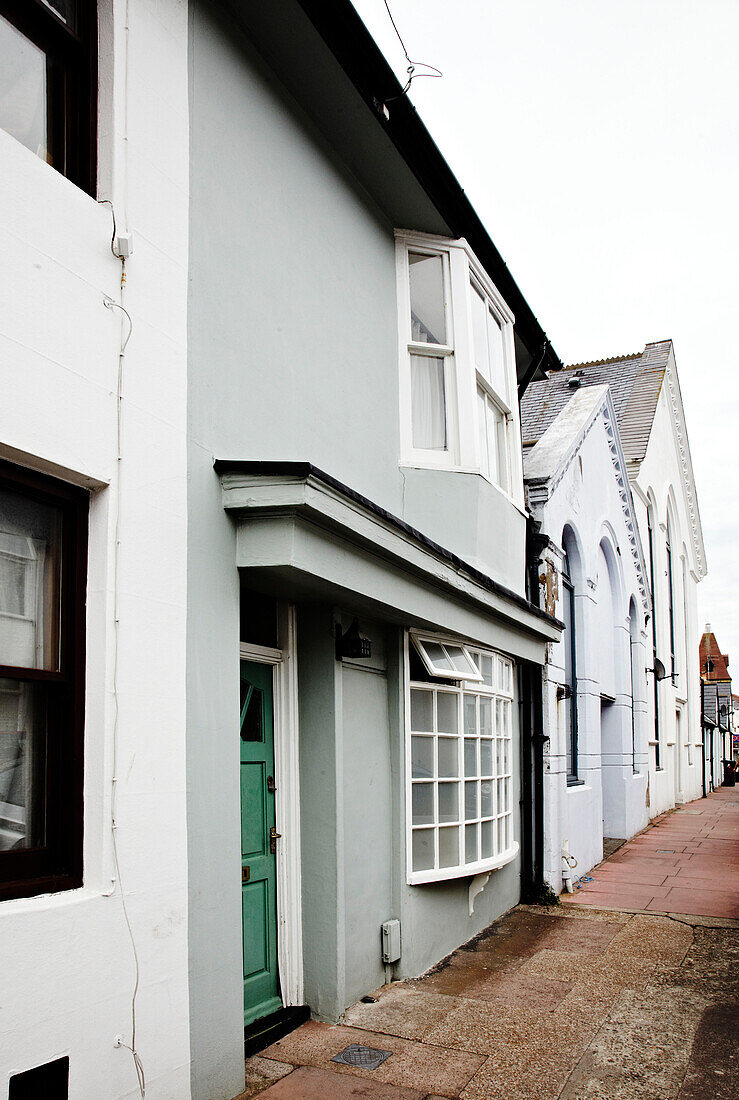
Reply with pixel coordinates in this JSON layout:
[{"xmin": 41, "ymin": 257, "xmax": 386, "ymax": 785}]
[{"xmin": 352, "ymin": 0, "xmax": 739, "ymax": 666}]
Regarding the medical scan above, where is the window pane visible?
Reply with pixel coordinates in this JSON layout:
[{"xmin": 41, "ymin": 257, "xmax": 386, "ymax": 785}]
[
  {"xmin": 0, "ymin": 16, "xmax": 48, "ymax": 163},
  {"xmin": 411, "ymin": 356, "xmax": 447, "ymax": 450},
  {"xmin": 464, "ymin": 738, "xmax": 477, "ymax": 777},
  {"xmin": 437, "ymin": 737, "xmax": 458, "ymax": 777},
  {"xmin": 487, "ymin": 308, "xmax": 506, "ymax": 397},
  {"xmin": 446, "ymin": 646, "xmax": 478, "ymax": 678},
  {"xmin": 412, "ymin": 828, "xmax": 435, "ymax": 872},
  {"xmin": 436, "ymin": 692, "xmax": 458, "ymax": 734},
  {"xmin": 481, "ymin": 780, "xmax": 493, "ymax": 817},
  {"xmin": 422, "ymin": 642, "xmax": 454, "ymax": 673},
  {"xmin": 410, "ymin": 689, "xmax": 433, "ymax": 732},
  {"xmin": 438, "ymin": 826, "xmax": 459, "ymax": 868},
  {"xmin": 481, "ymin": 820, "xmax": 493, "ymax": 858},
  {"xmin": 496, "ymin": 739, "xmax": 504, "ymax": 775},
  {"xmin": 411, "ymin": 735, "xmax": 434, "ymax": 778},
  {"xmin": 240, "ymin": 685, "xmax": 263, "ymax": 743},
  {"xmin": 487, "ymin": 401, "xmax": 500, "ymax": 484},
  {"xmin": 477, "ymin": 390, "xmax": 490, "ymax": 480},
  {"xmin": 465, "ymin": 823, "xmax": 478, "ymax": 863},
  {"xmin": 412, "ymin": 783, "xmax": 434, "ymax": 825},
  {"xmin": 0, "ymin": 679, "xmax": 46, "ymax": 851},
  {"xmin": 464, "ymin": 694, "xmax": 477, "ymax": 737},
  {"xmin": 438, "ymin": 782, "xmax": 459, "ymax": 823},
  {"xmin": 0, "ymin": 487, "xmax": 62, "ymax": 671},
  {"xmin": 480, "ymin": 739, "xmax": 493, "ymax": 776},
  {"xmin": 464, "ymin": 780, "xmax": 478, "ymax": 820},
  {"xmin": 496, "ymin": 413, "xmax": 509, "ymax": 491},
  {"xmin": 480, "ymin": 655, "xmax": 494, "ymax": 687},
  {"xmin": 409, "ymin": 253, "xmax": 446, "ymax": 345},
  {"xmin": 497, "ymin": 818, "xmax": 505, "ymax": 854},
  {"xmin": 480, "ymin": 697, "xmax": 492, "ymax": 737},
  {"xmin": 470, "ymin": 282, "xmax": 489, "ymax": 380}
]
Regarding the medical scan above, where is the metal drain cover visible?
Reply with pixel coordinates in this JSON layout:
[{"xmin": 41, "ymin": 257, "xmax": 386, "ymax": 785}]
[{"xmin": 332, "ymin": 1044, "xmax": 393, "ymax": 1070}]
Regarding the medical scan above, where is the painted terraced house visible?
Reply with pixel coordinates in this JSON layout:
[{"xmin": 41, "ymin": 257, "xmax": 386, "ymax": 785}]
[
  {"xmin": 0, "ymin": 1, "xmax": 565, "ymax": 1098},
  {"xmin": 521, "ymin": 341, "xmax": 706, "ymax": 889},
  {"xmin": 699, "ymin": 625, "xmax": 733, "ymax": 793}
]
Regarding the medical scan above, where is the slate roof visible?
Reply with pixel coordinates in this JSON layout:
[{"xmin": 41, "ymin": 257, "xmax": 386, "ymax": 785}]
[
  {"xmin": 700, "ymin": 629, "xmax": 731, "ymax": 683},
  {"xmin": 521, "ymin": 340, "xmax": 672, "ymax": 468}
]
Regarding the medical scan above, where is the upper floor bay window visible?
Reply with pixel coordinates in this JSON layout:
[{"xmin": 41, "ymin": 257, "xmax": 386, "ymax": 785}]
[
  {"xmin": 0, "ymin": 0, "xmax": 97, "ymax": 194},
  {"xmin": 406, "ymin": 631, "xmax": 517, "ymax": 885},
  {"xmin": 0, "ymin": 461, "xmax": 87, "ymax": 900},
  {"xmin": 396, "ymin": 232, "xmax": 518, "ymax": 496}
]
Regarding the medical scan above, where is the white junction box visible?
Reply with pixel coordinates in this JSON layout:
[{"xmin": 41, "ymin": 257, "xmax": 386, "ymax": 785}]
[{"xmin": 381, "ymin": 919, "xmax": 401, "ymax": 963}]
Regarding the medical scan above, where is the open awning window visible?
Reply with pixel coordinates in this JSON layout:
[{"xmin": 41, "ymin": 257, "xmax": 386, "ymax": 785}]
[{"xmin": 410, "ymin": 633, "xmax": 483, "ymax": 682}]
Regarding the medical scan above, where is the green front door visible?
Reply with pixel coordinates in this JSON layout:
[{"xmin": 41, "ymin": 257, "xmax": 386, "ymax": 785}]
[{"xmin": 240, "ymin": 661, "xmax": 282, "ymax": 1026}]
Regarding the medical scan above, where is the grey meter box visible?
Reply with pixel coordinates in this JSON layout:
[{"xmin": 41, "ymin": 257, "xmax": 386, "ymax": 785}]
[{"xmin": 381, "ymin": 919, "xmax": 401, "ymax": 963}]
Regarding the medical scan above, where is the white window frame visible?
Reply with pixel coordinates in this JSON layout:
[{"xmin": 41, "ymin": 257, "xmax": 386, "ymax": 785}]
[
  {"xmin": 404, "ymin": 630, "xmax": 518, "ymax": 885},
  {"xmin": 396, "ymin": 231, "xmax": 524, "ymax": 506},
  {"xmin": 410, "ymin": 631, "xmax": 483, "ymax": 682}
]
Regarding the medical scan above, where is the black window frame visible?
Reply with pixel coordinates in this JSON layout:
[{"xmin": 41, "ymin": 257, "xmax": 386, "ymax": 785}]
[
  {"xmin": 0, "ymin": 0, "xmax": 97, "ymax": 195},
  {"xmin": 0, "ymin": 460, "xmax": 88, "ymax": 902}
]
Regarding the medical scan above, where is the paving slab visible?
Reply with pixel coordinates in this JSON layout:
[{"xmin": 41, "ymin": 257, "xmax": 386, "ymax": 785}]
[
  {"xmin": 342, "ymin": 987, "xmax": 460, "ymax": 1042},
  {"xmin": 263, "ymin": 1020, "xmax": 484, "ymax": 1096},
  {"xmin": 256, "ymin": 1066, "xmax": 427, "ymax": 1099}
]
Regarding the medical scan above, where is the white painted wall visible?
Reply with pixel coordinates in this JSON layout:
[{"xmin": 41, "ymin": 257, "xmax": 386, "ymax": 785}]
[
  {"xmin": 631, "ymin": 350, "xmax": 705, "ymax": 816},
  {"xmin": 0, "ymin": 1, "xmax": 191, "ymax": 1096},
  {"xmin": 527, "ymin": 393, "xmax": 650, "ymax": 891}
]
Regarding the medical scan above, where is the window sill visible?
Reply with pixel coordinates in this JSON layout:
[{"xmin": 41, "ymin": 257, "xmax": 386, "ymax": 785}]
[
  {"xmin": 566, "ymin": 779, "xmax": 586, "ymax": 789},
  {"xmin": 407, "ymin": 841, "xmax": 518, "ymax": 886}
]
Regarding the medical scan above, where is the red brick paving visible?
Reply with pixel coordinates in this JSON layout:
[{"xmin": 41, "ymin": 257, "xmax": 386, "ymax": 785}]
[{"xmin": 561, "ymin": 786, "xmax": 739, "ymax": 917}]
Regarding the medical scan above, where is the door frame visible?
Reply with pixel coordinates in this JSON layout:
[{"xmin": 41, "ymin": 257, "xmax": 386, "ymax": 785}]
[{"xmin": 240, "ymin": 603, "xmax": 304, "ymax": 1008}]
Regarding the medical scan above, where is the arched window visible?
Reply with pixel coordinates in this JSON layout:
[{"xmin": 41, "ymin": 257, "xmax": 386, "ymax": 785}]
[
  {"xmin": 666, "ymin": 521, "xmax": 676, "ymax": 682},
  {"xmin": 647, "ymin": 503, "xmax": 660, "ymax": 767},
  {"xmin": 562, "ymin": 546, "xmax": 578, "ymax": 782},
  {"xmin": 628, "ymin": 598, "xmax": 639, "ymax": 773}
]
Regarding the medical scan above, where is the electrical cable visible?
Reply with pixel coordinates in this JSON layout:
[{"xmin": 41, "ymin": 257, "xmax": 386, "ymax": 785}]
[
  {"xmin": 381, "ymin": 0, "xmax": 442, "ymax": 97},
  {"xmin": 100, "ymin": 198, "xmax": 145, "ymax": 1098}
]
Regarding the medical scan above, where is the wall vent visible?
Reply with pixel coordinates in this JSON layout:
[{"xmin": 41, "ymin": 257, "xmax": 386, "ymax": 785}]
[{"xmin": 10, "ymin": 1057, "xmax": 69, "ymax": 1099}]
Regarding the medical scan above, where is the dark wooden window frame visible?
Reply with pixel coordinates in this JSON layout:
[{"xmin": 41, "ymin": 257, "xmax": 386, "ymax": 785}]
[
  {"xmin": 0, "ymin": 460, "xmax": 88, "ymax": 901},
  {"xmin": 0, "ymin": 0, "xmax": 97, "ymax": 195}
]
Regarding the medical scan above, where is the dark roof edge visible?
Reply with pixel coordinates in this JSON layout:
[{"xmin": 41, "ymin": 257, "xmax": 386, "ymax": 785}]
[
  {"xmin": 214, "ymin": 459, "xmax": 562, "ymax": 631},
  {"xmin": 293, "ymin": 0, "xmax": 562, "ymax": 377}
]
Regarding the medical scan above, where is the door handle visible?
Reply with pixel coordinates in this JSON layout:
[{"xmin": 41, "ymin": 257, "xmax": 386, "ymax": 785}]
[
  {"xmin": 242, "ymin": 866, "xmax": 250, "ymax": 883},
  {"xmin": 267, "ymin": 775, "xmax": 277, "ymax": 793},
  {"xmin": 270, "ymin": 827, "xmax": 282, "ymax": 855}
]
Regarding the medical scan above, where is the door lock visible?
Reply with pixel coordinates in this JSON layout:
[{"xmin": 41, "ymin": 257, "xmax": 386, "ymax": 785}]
[
  {"xmin": 242, "ymin": 866, "xmax": 250, "ymax": 883},
  {"xmin": 269, "ymin": 827, "xmax": 282, "ymax": 854},
  {"xmin": 267, "ymin": 775, "xmax": 277, "ymax": 793}
]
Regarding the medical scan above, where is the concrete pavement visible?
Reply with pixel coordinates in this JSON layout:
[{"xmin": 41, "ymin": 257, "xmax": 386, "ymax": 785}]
[{"xmin": 237, "ymin": 788, "xmax": 739, "ymax": 1099}]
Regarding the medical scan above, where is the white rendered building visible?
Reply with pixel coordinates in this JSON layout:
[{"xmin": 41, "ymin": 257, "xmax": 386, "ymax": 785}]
[
  {"xmin": 0, "ymin": 1, "xmax": 190, "ymax": 1096},
  {"xmin": 523, "ymin": 384, "xmax": 651, "ymax": 891},
  {"xmin": 523, "ymin": 341, "xmax": 707, "ymax": 892}
]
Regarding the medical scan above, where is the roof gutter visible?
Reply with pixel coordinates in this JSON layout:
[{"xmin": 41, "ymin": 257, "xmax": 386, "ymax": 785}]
[{"xmin": 294, "ymin": 0, "xmax": 562, "ymax": 378}]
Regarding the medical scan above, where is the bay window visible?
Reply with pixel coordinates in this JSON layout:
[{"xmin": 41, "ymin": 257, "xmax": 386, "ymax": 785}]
[
  {"xmin": 397, "ymin": 232, "xmax": 517, "ymax": 496},
  {"xmin": 0, "ymin": 461, "xmax": 87, "ymax": 901},
  {"xmin": 406, "ymin": 631, "xmax": 517, "ymax": 885}
]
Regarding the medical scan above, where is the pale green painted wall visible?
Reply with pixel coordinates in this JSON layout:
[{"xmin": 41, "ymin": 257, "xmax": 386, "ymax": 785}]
[{"xmin": 187, "ymin": 5, "xmax": 528, "ymax": 1095}]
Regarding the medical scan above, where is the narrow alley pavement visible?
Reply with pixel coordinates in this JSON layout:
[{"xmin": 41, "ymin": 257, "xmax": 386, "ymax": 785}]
[{"xmin": 238, "ymin": 788, "xmax": 739, "ymax": 1100}]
